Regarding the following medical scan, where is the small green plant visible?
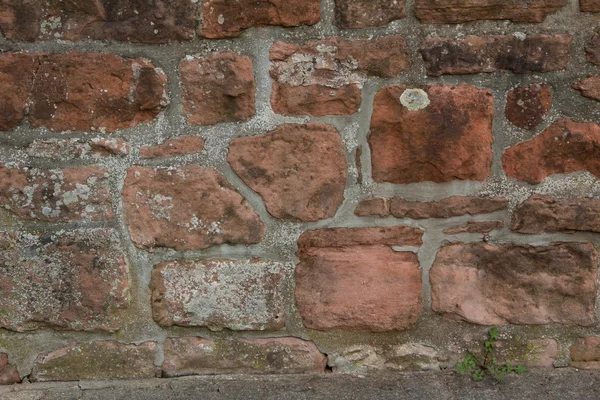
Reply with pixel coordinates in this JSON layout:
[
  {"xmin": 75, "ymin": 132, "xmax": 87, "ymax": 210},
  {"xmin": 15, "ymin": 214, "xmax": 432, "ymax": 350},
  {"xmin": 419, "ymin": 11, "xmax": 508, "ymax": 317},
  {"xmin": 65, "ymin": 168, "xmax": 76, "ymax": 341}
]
[{"xmin": 456, "ymin": 327, "xmax": 527, "ymax": 381}]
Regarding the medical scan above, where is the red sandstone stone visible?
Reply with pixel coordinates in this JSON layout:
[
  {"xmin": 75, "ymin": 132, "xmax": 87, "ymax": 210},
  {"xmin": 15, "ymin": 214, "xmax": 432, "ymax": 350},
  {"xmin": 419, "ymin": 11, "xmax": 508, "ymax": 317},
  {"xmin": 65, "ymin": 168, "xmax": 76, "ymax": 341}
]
[
  {"xmin": 586, "ymin": 35, "xmax": 600, "ymax": 65},
  {"xmin": 354, "ymin": 198, "xmax": 390, "ymax": 217},
  {"xmin": 295, "ymin": 226, "xmax": 423, "ymax": 331},
  {"xmin": 581, "ymin": 0, "xmax": 600, "ymax": 12},
  {"xmin": 369, "ymin": 85, "xmax": 494, "ymax": 183},
  {"xmin": 0, "ymin": 0, "xmax": 196, "ymax": 42},
  {"xmin": 228, "ymin": 124, "xmax": 347, "ymax": 222},
  {"xmin": 421, "ymin": 35, "xmax": 572, "ymax": 76},
  {"xmin": 503, "ymin": 119, "xmax": 600, "ymax": 184},
  {"xmin": 0, "ymin": 229, "xmax": 129, "ymax": 332},
  {"xmin": 31, "ymin": 341, "xmax": 157, "ymax": 381},
  {"xmin": 431, "ymin": 242, "xmax": 598, "ymax": 326},
  {"xmin": 29, "ymin": 52, "xmax": 168, "ymax": 133},
  {"xmin": 506, "ymin": 84, "xmax": 552, "ymax": 130},
  {"xmin": 443, "ymin": 221, "xmax": 504, "ymax": 235},
  {"xmin": 200, "ymin": 0, "xmax": 320, "ymax": 38},
  {"xmin": 492, "ymin": 339, "xmax": 558, "ymax": 368},
  {"xmin": 181, "ymin": 52, "xmax": 255, "ymax": 126},
  {"xmin": 0, "ymin": 353, "xmax": 20, "ymax": 385},
  {"xmin": 150, "ymin": 259, "xmax": 286, "ymax": 330},
  {"xmin": 270, "ymin": 37, "xmax": 409, "ymax": 116},
  {"xmin": 0, "ymin": 53, "xmax": 38, "ymax": 131},
  {"xmin": 574, "ymin": 76, "xmax": 600, "ymax": 102},
  {"xmin": 511, "ymin": 195, "xmax": 600, "ymax": 234},
  {"xmin": 334, "ymin": 0, "xmax": 406, "ymax": 28},
  {"xmin": 416, "ymin": 0, "xmax": 566, "ymax": 23},
  {"xmin": 570, "ymin": 337, "xmax": 600, "ymax": 369},
  {"xmin": 163, "ymin": 337, "xmax": 326, "ymax": 376},
  {"xmin": 390, "ymin": 197, "xmax": 507, "ymax": 219},
  {"xmin": 122, "ymin": 166, "xmax": 265, "ymax": 251},
  {"xmin": 140, "ymin": 136, "xmax": 204, "ymax": 159},
  {"xmin": 0, "ymin": 165, "xmax": 113, "ymax": 222}
]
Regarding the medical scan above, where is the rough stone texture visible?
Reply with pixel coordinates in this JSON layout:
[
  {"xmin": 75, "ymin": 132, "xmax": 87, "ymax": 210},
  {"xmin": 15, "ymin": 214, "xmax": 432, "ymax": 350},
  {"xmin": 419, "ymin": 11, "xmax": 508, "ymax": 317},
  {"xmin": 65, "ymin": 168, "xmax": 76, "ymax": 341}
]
[
  {"xmin": 122, "ymin": 166, "xmax": 265, "ymax": 251},
  {"xmin": 29, "ymin": 52, "xmax": 168, "ymax": 133},
  {"xmin": 270, "ymin": 37, "xmax": 409, "ymax": 116},
  {"xmin": 0, "ymin": 229, "xmax": 129, "ymax": 332},
  {"xmin": 506, "ymin": 84, "xmax": 552, "ymax": 130},
  {"xmin": 390, "ymin": 197, "xmax": 507, "ymax": 219},
  {"xmin": 295, "ymin": 226, "xmax": 423, "ymax": 332},
  {"xmin": 0, "ymin": 165, "xmax": 113, "ymax": 222},
  {"xmin": 0, "ymin": 0, "xmax": 196, "ymax": 43},
  {"xmin": 150, "ymin": 259, "xmax": 287, "ymax": 331},
  {"xmin": 328, "ymin": 344, "xmax": 446, "ymax": 372},
  {"xmin": 581, "ymin": 0, "xmax": 600, "ymax": 12},
  {"xmin": 26, "ymin": 138, "xmax": 129, "ymax": 160},
  {"xmin": 334, "ymin": 0, "xmax": 406, "ymax": 28},
  {"xmin": 354, "ymin": 198, "xmax": 390, "ymax": 217},
  {"xmin": 0, "ymin": 53, "xmax": 38, "ymax": 131},
  {"xmin": 586, "ymin": 34, "xmax": 600, "ymax": 65},
  {"xmin": 369, "ymin": 85, "xmax": 494, "ymax": 183},
  {"xmin": 492, "ymin": 339, "xmax": 558, "ymax": 368},
  {"xmin": 511, "ymin": 195, "xmax": 600, "ymax": 234},
  {"xmin": 430, "ymin": 242, "xmax": 598, "ymax": 326},
  {"xmin": 574, "ymin": 76, "xmax": 600, "ymax": 102},
  {"xmin": 570, "ymin": 337, "xmax": 600, "ymax": 369},
  {"xmin": 200, "ymin": 0, "xmax": 320, "ymax": 38},
  {"xmin": 421, "ymin": 35, "xmax": 572, "ymax": 76},
  {"xmin": 31, "ymin": 341, "xmax": 157, "ymax": 381},
  {"xmin": 163, "ymin": 337, "xmax": 326, "ymax": 376},
  {"xmin": 415, "ymin": 0, "xmax": 567, "ymax": 23},
  {"xmin": 0, "ymin": 354, "xmax": 20, "ymax": 385},
  {"xmin": 180, "ymin": 52, "xmax": 255, "ymax": 126},
  {"xmin": 228, "ymin": 123, "xmax": 347, "ymax": 222},
  {"xmin": 140, "ymin": 136, "xmax": 204, "ymax": 158},
  {"xmin": 503, "ymin": 119, "xmax": 600, "ymax": 184},
  {"xmin": 443, "ymin": 221, "xmax": 504, "ymax": 235}
]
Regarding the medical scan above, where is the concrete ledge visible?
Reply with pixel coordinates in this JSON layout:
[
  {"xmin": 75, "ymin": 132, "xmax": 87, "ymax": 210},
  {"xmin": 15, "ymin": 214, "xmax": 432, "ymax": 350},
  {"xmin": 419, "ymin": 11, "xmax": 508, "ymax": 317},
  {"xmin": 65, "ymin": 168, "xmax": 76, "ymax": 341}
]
[{"xmin": 1, "ymin": 369, "xmax": 600, "ymax": 400}]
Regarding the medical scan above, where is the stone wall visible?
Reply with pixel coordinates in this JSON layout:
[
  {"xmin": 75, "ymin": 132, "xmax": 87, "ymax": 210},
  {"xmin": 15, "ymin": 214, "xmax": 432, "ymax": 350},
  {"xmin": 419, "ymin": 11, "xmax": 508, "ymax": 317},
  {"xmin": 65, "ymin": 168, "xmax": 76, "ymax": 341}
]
[{"xmin": 1, "ymin": 0, "xmax": 600, "ymax": 383}]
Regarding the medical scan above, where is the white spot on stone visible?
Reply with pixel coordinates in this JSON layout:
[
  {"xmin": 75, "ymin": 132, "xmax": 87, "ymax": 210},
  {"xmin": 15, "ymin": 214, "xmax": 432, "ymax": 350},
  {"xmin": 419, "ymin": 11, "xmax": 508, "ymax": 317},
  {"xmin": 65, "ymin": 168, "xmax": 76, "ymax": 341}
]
[
  {"xmin": 217, "ymin": 14, "xmax": 225, "ymax": 24},
  {"xmin": 400, "ymin": 88, "xmax": 430, "ymax": 111}
]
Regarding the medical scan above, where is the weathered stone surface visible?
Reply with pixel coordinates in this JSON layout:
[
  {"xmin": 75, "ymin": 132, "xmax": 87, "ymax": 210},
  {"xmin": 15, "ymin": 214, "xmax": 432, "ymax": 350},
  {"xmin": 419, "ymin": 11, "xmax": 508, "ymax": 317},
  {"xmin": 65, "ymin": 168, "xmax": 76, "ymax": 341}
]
[
  {"xmin": 31, "ymin": 341, "xmax": 157, "ymax": 381},
  {"xmin": 328, "ymin": 344, "xmax": 446, "ymax": 372},
  {"xmin": 228, "ymin": 124, "xmax": 347, "ymax": 222},
  {"xmin": 581, "ymin": 0, "xmax": 600, "ymax": 12},
  {"xmin": 0, "ymin": 229, "xmax": 129, "ymax": 332},
  {"xmin": 493, "ymin": 339, "xmax": 558, "ymax": 368},
  {"xmin": 296, "ymin": 226, "xmax": 423, "ymax": 331},
  {"xmin": 503, "ymin": 119, "xmax": 600, "ymax": 184},
  {"xmin": 574, "ymin": 76, "xmax": 600, "ymax": 101},
  {"xmin": 570, "ymin": 337, "xmax": 600, "ymax": 369},
  {"xmin": 0, "ymin": 354, "xmax": 20, "ymax": 385},
  {"xmin": 150, "ymin": 259, "xmax": 287, "ymax": 330},
  {"xmin": 431, "ymin": 242, "xmax": 598, "ymax": 326},
  {"xmin": 369, "ymin": 85, "xmax": 494, "ymax": 183},
  {"xmin": 421, "ymin": 35, "xmax": 572, "ymax": 76},
  {"xmin": 181, "ymin": 52, "xmax": 255, "ymax": 126},
  {"xmin": 200, "ymin": 0, "xmax": 320, "ymax": 38},
  {"xmin": 391, "ymin": 197, "xmax": 507, "ymax": 219},
  {"xmin": 122, "ymin": 166, "xmax": 265, "ymax": 251},
  {"xmin": 0, "ymin": 53, "xmax": 38, "ymax": 131},
  {"xmin": 586, "ymin": 34, "xmax": 600, "ymax": 65},
  {"xmin": 163, "ymin": 337, "xmax": 326, "ymax": 376},
  {"xmin": 511, "ymin": 195, "xmax": 600, "ymax": 234},
  {"xmin": 29, "ymin": 52, "xmax": 168, "ymax": 133},
  {"xmin": 443, "ymin": 221, "xmax": 504, "ymax": 235},
  {"xmin": 140, "ymin": 136, "xmax": 204, "ymax": 158},
  {"xmin": 270, "ymin": 37, "xmax": 409, "ymax": 116},
  {"xmin": 0, "ymin": 0, "xmax": 196, "ymax": 42},
  {"xmin": 506, "ymin": 84, "xmax": 552, "ymax": 130},
  {"xmin": 354, "ymin": 198, "xmax": 390, "ymax": 217},
  {"xmin": 0, "ymin": 165, "xmax": 113, "ymax": 222},
  {"xmin": 334, "ymin": 0, "xmax": 406, "ymax": 28},
  {"xmin": 415, "ymin": 0, "xmax": 566, "ymax": 23},
  {"xmin": 26, "ymin": 137, "xmax": 129, "ymax": 160}
]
